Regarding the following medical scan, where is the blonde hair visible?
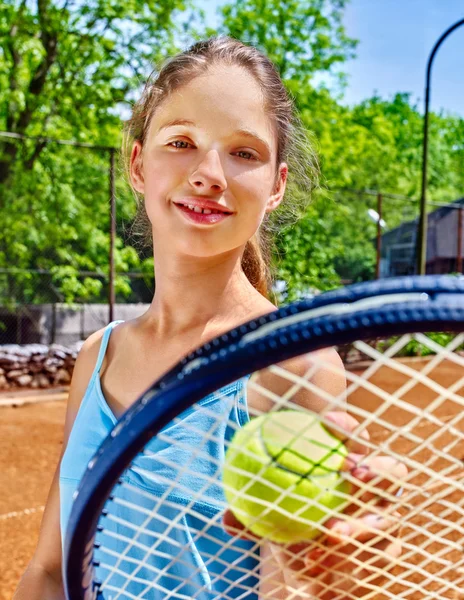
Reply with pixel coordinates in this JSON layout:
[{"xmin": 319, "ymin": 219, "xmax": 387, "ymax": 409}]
[{"xmin": 123, "ymin": 36, "xmax": 319, "ymax": 298}]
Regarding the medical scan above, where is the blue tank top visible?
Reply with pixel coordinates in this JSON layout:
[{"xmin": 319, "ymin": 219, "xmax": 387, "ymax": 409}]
[{"xmin": 59, "ymin": 321, "xmax": 259, "ymax": 599}]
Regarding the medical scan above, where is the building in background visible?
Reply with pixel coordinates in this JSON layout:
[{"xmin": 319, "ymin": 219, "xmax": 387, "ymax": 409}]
[{"xmin": 380, "ymin": 197, "xmax": 464, "ymax": 277}]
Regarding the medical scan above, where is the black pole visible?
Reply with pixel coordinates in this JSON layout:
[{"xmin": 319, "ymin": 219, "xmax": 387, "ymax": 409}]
[
  {"xmin": 376, "ymin": 193, "xmax": 383, "ymax": 279},
  {"xmin": 457, "ymin": 207, "xmax": 464, "ymax": 274},
  {"xmin": 417, "ymin": 18, "xmax": 464, "ymax": 275},
  {"xmin": 109, "ymin": 148, "xmax": 116, "ymax": 323}
]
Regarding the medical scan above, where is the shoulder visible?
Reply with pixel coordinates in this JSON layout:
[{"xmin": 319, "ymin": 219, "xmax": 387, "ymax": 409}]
[
  {"xmin": 247, "ymin": 347, "xmax": 346, "ymax": 417},
  {"xmin": 77, "ymin": 326, "xmax": 108, "ymax": 362},
  {"xmin": 74, "ymin": 322, "xmax": 123, "ymax": 376},
  {"xmin": 289, "ymin": 348, "xmax": 346, "ymax": 412},
  {"xmin": 62, "ymin": 323, "xmax": 121, "ymax": 442},
  {"xmin": 300, "ymin": 347, "xmax": 346, "ymax": 406}
]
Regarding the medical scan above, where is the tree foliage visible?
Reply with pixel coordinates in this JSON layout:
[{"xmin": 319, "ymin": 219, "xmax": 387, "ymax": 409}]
[
  {"xmin": 216, "ymin": 0, "xmax": 357, "ymax": 84},
  {"xmin": 0, "ymin": 0, "xmax": 463, "ymax": 307},
  {"xmin": 0, "ymin": 0, "xmax": 189, "ymax": 304}
]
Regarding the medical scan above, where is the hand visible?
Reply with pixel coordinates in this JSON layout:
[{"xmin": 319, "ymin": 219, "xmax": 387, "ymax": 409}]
[{"xmin": 223, "ymin": 412, "xmax": 407, "ymax": 599}]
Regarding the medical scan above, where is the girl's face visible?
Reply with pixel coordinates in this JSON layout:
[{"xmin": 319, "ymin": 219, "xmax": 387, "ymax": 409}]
[{"xmin": 130, "ymin": 64, "xmax": 287, "ymax": 260}]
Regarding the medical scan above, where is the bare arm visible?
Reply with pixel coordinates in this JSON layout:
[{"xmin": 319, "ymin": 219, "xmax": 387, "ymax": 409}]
[
  {"xmin": 13, "ymin": 463, "xmax": 65, "ymax": 599},
  {"xmin": 250, "ymin": 348, "xmax": 347, "ymax": 599},
  {"xmin": 247, "ymin": 348, "xmax": 346, "ymax": 418},
  {"xmin": 13, "ymin": 328, "xmax": 107, "ymax": 599},
  {"xmin": 243, "ymin": 349, "xmax": 403, "ymax": 599}
]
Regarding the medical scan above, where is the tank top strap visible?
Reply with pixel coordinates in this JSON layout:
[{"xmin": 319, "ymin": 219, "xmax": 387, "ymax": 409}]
[{"xmin": 94, "ymin": 320, "xmax": 124, "ymax": 374}]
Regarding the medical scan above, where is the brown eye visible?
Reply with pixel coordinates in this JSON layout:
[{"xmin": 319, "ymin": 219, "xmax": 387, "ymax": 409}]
[
  {"xmin": 170, "ymin": 140, "xmax": 191, "ymax": 149},
  {"xmin": 236, "ymin": 151, "xmax": 256, "ymax": 160}
]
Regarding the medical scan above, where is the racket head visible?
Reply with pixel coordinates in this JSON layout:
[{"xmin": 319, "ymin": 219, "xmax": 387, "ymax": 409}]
[{"xmin": 63, "ymin": 275, "xmax": 464, "ymax": 600}]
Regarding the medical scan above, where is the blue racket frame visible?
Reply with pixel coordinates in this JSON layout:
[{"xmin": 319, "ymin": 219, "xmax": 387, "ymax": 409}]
[{"xmin": 64, "ymin": 275, "xmax": 464, "ymax": 599}]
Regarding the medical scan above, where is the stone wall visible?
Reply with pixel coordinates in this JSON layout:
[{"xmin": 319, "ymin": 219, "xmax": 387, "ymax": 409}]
[
  {"xmin": 0, "ymin": 303, "xmax": 150, "ymax": 390},
  {"xmin": 0, "ymin": 343, "xmax": 80, "ymax": 390}
]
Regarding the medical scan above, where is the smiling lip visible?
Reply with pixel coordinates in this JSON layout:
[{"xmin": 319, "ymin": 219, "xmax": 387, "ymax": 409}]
[
  {"xmin": 173, "ymin": 198, "xmax": 234, "ymax": 225},
  {"xmin": 173, "ymin": 198, "xmax": 233, "ymax": 214}
]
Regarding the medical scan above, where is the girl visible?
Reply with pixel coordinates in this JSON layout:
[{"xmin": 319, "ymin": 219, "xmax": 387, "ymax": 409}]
[{"xmin": 14, "ymin": 36, "xmax": 404, "ymax": 599}]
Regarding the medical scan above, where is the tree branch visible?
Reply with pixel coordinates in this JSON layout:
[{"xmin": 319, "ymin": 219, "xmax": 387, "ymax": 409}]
[
  {"xmin": 5, "ymin": 0, "xmax": 28, "ymax": 130},
  {"xmin": 15, "ymin": 0, "xmax": 59, "ymax": 133}
]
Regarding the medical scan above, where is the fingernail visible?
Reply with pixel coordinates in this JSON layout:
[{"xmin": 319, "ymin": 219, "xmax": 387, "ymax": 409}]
[
  {"xmin": 332, "ymin": 522, "xmax": 351, "ymax": 536},
  {"xmin": 351, "ymin": 466, "xmax": 370, "ymax": 479},
  {"xmin": 364, "ymin": 514, "xmax": 384, "ymax": 527}
]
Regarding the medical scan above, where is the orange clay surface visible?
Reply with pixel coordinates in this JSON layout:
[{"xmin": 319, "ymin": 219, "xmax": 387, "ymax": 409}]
[{"xmin": 1, "ymin": 357, "xmax": 463, "ymax": 600}]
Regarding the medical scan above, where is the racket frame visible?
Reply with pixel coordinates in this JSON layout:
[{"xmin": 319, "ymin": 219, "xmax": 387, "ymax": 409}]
[{"xmin": 63, "ymin": 275, "xmax": 464, "ymax": 599}]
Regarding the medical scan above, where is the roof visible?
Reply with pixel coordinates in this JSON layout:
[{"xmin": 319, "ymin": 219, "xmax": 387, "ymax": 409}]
[{"xmin": 381, "ymin": 196, "xmax": 464, "ymax": 243}]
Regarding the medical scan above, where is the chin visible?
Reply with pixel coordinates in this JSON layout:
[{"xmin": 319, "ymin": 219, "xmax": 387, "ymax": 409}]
[{"xmin": 177, "ymin": 239, "xmax": 244, "ymax": 261}]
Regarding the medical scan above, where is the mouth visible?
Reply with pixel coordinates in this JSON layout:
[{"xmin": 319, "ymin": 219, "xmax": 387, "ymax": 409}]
[
  {"xmin": 173, "ymin": 201, "xmax": 233, "ymax": 215},
  {"xmin": 173, "ymin": 201, "xmax": 233, "ymax": 225}
]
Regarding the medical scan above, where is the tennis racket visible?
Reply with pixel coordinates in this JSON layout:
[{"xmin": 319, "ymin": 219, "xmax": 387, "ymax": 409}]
[{"xmin": 64, "ymin": 275, "xmax": 464, "ymax": 600}]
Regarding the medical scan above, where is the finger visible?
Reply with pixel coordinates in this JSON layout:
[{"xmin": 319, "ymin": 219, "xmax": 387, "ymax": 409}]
[
  {"xmin": 355, "ymin": 456, "xmax": 408, "ymax": 503},
  {"xmin": 323, "ymin": 412, "xmax": 370, "ymax": 455},
  {"xmin": 322, "ymin": 536, "xmax": 403, "ymax": 578},
  {"xmin": 303, "ymin": 538, "xmax": 402, "ymax": 584},
  {"xmin": 356, "ymin": 537, "xmax": 403, "ymax": 568},
  {"xmin": 279, "ymin": 515, "xmax": 403, "ymax": 581},
  {"xmin": 304, "ymin": 517, "xmax": 402, "ymax": 582},
  {"xmin": 325, "ymin": 510, "xmax": 402, "ymax": 546},
  {"xmin": 222, "ymin": 509, "xmax": 261, "ymax": 542},
  {"xmin": 341, "ymin": 455, "xmax": 408, "ymax": 509}
]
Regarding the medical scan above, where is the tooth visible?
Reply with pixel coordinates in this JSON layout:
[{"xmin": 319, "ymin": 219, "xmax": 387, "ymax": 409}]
[
  {"xmin": 188, "ymin": 205, "xmax": 194, "ymax": 210},
  {"xmin": 203, "ymin": 209, "xmax": 212, "ymax": 214},
  {"xmin": 193, "ymin": 206, "xmax": 202, "ymax": 213}
]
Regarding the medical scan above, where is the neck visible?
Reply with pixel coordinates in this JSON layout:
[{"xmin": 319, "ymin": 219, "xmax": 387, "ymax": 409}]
[{"xmin": 144, "ymin": 250, "xmax": 271, "ymax": 339}]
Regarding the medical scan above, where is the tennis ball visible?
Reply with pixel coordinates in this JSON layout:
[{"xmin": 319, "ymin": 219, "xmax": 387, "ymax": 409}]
[{"xmin": 223, "ymin": 410, "xmax": 350, "ymax": 543}]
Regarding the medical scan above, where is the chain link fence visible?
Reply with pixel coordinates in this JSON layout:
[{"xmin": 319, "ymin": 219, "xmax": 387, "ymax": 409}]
[
  {"xmin": 1, "ymin": 133, "xmax": 462, "ymax": 348},
  {"xmin": 0, "ymin": 133, "xmax": 154, "ymax": 347},
  {"xmin": 0, "ymin": 269, "xmax": 154, "ymax": 345},
  {"xmin": 332, "ymin": 188, "xmax": 464, "ymax": 282}
]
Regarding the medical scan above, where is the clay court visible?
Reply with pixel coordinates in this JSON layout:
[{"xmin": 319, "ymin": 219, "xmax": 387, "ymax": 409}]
[
  {"xmin": 0, "ymin": 395, "xmax": 66, "ymax": 599},
  {"xmin": 1, "ymin": 356, "xmax": 463, "ymax": 600}
]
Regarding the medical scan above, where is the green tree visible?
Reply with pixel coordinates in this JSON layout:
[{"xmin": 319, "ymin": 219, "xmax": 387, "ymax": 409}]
[
  {"xmin": 0, "ymin": 0, "xmax": 189, "ymax": 305},
  {"xmin": 211, "ymin": 0, "xmax": 358, "ymax": 298},
  {"xmin": 216, "ymin": 0, "xmax": 357, "ymax": 85},
  {"xmin": 305, "ymin": 92, "xmax": 464, "ymax": 283},
  {"xmin": 1, "ymin": 0, "xmax": 463, "ymax": 308}
]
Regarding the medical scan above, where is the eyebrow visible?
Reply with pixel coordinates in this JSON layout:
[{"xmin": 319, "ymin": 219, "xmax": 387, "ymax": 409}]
[{"xmin": 158, "ymin": 119, "xmax": 272, "ymax": 155}]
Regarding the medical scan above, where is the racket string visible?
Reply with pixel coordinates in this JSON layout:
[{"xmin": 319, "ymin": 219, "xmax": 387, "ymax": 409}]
[{"xmin": 90, "ymin": 331, "xmax": 463, "ymax": 599}]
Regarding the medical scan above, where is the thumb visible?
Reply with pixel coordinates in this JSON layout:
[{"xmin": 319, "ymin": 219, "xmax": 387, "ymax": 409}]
[{"xmin": 324, "ymin": 411, "xmax": 370, "ymax": 455}]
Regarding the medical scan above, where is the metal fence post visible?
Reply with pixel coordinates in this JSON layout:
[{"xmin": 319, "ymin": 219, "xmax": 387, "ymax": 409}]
[
  {"xmin": 109, "ymin": 148, "xmax": 116, "ymax": 323},
  {"xmin": 376, "ymin": 193, "xmax": 383, "ymax": 279}
]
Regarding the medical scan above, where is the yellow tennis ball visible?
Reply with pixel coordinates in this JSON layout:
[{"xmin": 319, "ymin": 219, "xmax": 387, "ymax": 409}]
[{"xmin": 223, "ymin": 410, "xmax": 350, "ymax": 543}]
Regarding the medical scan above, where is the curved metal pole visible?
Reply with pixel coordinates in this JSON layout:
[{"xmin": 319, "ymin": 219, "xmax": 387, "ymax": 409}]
[{"xmin": 417, "ymin": 18, "xmax": 464, "ymax": 275}]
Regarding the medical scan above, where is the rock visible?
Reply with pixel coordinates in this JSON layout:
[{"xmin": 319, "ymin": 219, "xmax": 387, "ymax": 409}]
[
  {"xmin": 6, "ymin": 369, "xmax": 28, "ymax": 380},
  {"xmin": 17, "ymin": 374, "xmax": 33, "ymax": 387},
  {"xmin": 54, "ymin": 368, "xmax": 71, "ymax": 384},
  {"xmin": 0, "ymin": 343, "xmax": 77, "ymax": 390},
  {"xmin": 37, "ymin": 374, "xmax": 51, "ymax": 388},
  {"xmin": 30, "ymin": 377, "xmax": 40, "ymax": 389},
  {"xmin": 44, "ymin": 357, "xmax": 64, "ymax": 372},
  {"xmin": 0, "ymin": 354, "xmax": 28, "ymax": 367},
  {"xmin": 50, "ymin": 344, "xmax": 73, "ymax": 357},
  {"xmin": 27, "ymin": 344, "xmax": 50, "ymax": 355}
]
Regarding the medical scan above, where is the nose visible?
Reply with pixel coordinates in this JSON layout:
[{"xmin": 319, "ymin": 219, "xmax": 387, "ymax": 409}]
[{"xmin": 188, "ymin": 150, "xmax": 227, "ymax": 193}]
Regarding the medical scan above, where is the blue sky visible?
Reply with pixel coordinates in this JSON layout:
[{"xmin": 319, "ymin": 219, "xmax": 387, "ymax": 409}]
[{"xmin": 200, "ymin": 0, "xmax": 464, "ymax": 117}]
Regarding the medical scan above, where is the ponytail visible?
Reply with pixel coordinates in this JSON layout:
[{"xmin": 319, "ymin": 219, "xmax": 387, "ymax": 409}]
[{"xmin": 241, "ymin": 232, "xmax": 272, "ymax": 298}]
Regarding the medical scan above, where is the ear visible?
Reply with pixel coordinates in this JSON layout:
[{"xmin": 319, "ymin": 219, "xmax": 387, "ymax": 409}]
[
  {"xmin": 265, "ymin": 163, "xmax": 288, "ymax": 213},
  {"xmin": 130, "ymin": 141, "xmax": 145, "ymax": 194}
]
